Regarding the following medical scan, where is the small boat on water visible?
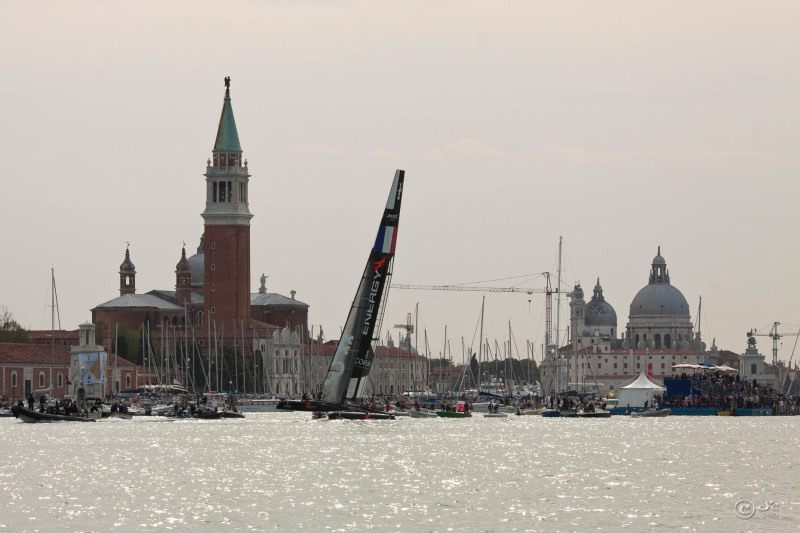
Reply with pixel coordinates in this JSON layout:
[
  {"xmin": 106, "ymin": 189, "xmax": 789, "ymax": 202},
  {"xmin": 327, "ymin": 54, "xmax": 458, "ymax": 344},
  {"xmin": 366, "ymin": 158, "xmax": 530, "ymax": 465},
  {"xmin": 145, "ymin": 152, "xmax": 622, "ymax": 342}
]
[
  {"xmin": 540, "ymin": 409, "xmax": 560, "ymax": 418},
  {"xmin": 631, "ymin": 408, "xmax": 671, "ymax": 418},
  {"xmin": 516, "ymin": 408, "xmax": 542, "ymax": 416},
  {"xmin": 577, "ymin": 409, "xmax": 611, "ymax": 418},
  {"xmin": 483, "ymin": 412, "xmax": 508, "ymax": 418},
  {"xmin": 436, "ymin": 411, "xmax": 471, "ymax": 418},
  {"xmin": 408, "ymin": 408, "xmax": 438, "ymax": 418},
  {"xmin": 11, "ymin": 405, "xmax": 96, "ymax": 423},
  {"xmin": 327, "ymin": 411, "xmax": 395, "ymax": 420}
]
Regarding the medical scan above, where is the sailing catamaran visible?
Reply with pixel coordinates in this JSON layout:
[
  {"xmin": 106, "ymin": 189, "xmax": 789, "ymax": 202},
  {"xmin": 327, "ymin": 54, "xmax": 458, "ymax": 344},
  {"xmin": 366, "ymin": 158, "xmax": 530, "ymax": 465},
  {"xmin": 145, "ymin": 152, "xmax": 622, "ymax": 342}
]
[{"xmin": 277, "ymin": 169, "xmax": 405, "ymax": 419}]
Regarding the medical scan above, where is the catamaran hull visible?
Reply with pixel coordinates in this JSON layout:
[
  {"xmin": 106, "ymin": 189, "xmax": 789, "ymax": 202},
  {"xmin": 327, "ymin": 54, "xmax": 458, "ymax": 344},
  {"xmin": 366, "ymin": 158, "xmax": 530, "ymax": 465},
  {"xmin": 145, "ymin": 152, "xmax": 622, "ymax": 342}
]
[
  {"xmin": 276, "ymin": 399, "xmax": 348, "ymax": 412},
  {"xmin": 327, "ymin": 411, "xmax": 395, "ymax": 420}
]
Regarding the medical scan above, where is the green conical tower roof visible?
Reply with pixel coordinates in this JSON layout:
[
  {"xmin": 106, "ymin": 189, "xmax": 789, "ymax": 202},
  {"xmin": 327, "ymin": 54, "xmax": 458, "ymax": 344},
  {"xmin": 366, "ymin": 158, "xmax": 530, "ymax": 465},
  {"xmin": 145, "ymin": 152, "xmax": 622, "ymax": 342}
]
[{"xmin": 213, "ymin": 77, "xmax": 242, "ymax": 152}]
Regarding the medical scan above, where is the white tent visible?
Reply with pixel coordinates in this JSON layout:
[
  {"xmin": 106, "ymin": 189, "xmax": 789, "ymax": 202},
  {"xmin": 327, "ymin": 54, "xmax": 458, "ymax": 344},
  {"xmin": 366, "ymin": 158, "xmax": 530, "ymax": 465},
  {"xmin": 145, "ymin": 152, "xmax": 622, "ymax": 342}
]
[{"xmin": 617, "ymin": 372, "xmax": 666, "ymax": 408}]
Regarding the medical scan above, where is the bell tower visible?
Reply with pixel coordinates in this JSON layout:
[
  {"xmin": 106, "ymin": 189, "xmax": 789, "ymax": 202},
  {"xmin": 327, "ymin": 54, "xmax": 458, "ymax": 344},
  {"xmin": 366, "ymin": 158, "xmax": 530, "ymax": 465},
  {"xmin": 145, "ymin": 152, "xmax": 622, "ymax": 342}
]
[
  {"xmin": 175, "ymin": 245, "xmax": 192, "ymax": 306},
  {"xmin": 201, "ymin": 77, "xmax": 253, "ymax": 330},
  {"xmin": 119, "ymin": 245, "xmax": 136, "ymax": 296}
]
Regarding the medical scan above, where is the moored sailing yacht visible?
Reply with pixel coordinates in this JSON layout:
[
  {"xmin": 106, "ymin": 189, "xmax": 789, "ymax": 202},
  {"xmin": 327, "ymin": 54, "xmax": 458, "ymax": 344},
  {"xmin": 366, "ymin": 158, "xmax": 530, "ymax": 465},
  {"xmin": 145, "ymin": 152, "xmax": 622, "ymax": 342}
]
[{"xmin": 277, "ymin": 170, "xmax": 405, "ymax": 420}]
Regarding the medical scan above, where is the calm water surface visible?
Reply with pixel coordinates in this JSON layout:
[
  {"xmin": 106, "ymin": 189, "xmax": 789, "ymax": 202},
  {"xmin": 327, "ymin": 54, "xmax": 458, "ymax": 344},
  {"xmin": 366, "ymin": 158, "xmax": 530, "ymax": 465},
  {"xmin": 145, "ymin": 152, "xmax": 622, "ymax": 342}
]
[{"xmin": 0, "ymin": 413, "xmax": 797, "ymax": 532}]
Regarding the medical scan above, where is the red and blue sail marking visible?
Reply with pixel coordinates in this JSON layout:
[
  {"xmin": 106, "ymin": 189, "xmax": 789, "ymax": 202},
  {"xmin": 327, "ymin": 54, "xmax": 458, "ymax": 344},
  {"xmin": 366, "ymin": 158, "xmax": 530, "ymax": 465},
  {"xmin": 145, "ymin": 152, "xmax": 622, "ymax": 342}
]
[{"xmin": 374, "ymin": 225, "xmax": 397, "ymax": 254}]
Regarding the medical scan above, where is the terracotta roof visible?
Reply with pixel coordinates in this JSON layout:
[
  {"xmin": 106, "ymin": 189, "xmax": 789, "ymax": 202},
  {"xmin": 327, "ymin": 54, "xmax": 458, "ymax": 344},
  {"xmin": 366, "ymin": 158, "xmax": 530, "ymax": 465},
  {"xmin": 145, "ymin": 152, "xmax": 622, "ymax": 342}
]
[
  {"xmin": 0, "ymin": 343, "xmax": 136, "ymax": 367},
  {"xmin": 27, "ymin": 330, "xmax": 80, "ymax": 341}
]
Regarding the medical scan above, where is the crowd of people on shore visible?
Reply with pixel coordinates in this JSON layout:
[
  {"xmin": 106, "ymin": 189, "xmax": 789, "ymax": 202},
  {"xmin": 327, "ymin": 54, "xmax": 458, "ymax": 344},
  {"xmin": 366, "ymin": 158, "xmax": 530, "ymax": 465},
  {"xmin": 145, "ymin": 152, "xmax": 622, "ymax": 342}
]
[{"xmin": 662, "ymin": 372, "xmax": 798, "ymax": 414}]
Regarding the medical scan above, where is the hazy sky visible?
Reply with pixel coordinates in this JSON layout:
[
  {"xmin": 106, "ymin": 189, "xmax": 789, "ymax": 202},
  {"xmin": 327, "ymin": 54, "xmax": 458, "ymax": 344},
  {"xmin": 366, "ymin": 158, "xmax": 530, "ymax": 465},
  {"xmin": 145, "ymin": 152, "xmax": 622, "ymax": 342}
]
[{"xmin": 2, "ymin": 2, "xmax": 798, "ymax": 363}]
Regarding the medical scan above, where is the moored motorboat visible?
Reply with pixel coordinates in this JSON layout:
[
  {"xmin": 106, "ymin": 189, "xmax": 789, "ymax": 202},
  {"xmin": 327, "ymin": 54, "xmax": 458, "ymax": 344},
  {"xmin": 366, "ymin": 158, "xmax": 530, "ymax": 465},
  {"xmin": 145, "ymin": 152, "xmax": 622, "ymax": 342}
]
[
  {"xmin": 540, "ymin": 409, "xmax": 560, "ymax": 417},
  {"xmin": 516, "ymin": 408, "xmax": 542, "ymax": 416}
]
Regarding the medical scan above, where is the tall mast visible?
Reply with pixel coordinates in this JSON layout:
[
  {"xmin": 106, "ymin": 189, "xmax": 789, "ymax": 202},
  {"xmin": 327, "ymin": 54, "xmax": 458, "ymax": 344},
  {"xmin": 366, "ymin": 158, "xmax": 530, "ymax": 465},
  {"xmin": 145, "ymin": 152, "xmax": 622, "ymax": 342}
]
[
  {"xmin": 696, "ymin": 296, "xmax": 702, "ymax": 352},
  {"xmin": 50, "ymin": 268, "xmax": 55, "ymax": 396},
  {"xmin": 478, "ymin": 295, "xmax": 485, "ymax": 394},
  {"xmin": 555, "ymin": 236, "xmax": 562, "ymax": 361}
]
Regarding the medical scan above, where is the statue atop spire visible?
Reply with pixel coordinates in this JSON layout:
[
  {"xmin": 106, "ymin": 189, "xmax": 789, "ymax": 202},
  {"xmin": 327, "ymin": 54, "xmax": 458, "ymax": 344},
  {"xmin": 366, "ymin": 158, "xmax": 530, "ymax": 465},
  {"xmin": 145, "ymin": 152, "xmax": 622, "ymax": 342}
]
[{"xmin": 224, "ymin": 76, "xmax": 230, "ymax": 89}]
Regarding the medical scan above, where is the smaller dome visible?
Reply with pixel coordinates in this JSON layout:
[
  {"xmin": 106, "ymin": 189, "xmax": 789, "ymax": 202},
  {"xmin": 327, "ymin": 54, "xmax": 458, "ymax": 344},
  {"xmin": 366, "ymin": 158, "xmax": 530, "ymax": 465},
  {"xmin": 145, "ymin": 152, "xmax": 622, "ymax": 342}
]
[
  {"xmin": 187, "ymin": 236, "xmax": 204, "ymax": 288},
  {"xmin": 585, "ymin": 278, "xmax": 617, "ymax": 327},
  {"xmin": 119, "ymin": 247, "xmax": 135, "ymax": 272}
]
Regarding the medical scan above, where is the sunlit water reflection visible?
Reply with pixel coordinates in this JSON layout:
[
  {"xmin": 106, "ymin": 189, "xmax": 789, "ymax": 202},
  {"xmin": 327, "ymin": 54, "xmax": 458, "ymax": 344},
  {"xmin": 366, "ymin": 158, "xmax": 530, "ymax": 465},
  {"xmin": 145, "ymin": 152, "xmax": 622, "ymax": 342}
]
[{"xmin": 0, "ymin": 414, "xmax": 796, "ymax": 531}]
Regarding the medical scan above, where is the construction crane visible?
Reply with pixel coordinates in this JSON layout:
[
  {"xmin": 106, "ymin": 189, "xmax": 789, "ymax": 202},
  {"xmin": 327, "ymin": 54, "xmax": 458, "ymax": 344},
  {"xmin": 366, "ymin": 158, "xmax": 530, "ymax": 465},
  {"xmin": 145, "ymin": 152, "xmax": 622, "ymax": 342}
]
[
  {"xmin": 747, "ymin": 322, "xmax": 800, "ymax": 366},
  {"xmin": 394, "ymin": 312, "xmax": 414, "ymax": 352},
  {"xmin": 392, "ymin": 272, "xmax": 559, "ymax": 348}
]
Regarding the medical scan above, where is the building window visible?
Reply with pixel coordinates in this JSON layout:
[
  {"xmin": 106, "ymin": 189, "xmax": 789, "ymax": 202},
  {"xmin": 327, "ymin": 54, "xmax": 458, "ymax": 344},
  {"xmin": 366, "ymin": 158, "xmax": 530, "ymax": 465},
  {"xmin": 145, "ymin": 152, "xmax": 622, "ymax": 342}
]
[
  {"xmin": 219, "ymin": 182, "xmax": 226, "ymax": 202},
  {"xmin": 751, "ymin": 364, "xmax": 757, "ymax": 374},
  {"xmin": 211, "ymin": 242, "xmax": 216, "ymax": 250},
  {"xmin": 227, "ymin": 181, "xmax": 232, "ymax": 202},
  {"xmin": 11, "ymin": 372, "xmax": 17, "ymax": 388},
  {"xmin": 126, "ymin": 375, "xmax": 132, "ymax": 388},
  {"xmin": 210, "ymin": 307, "xmax": 215, "ymax": 314},
  {"xmin": 39, "ymin": 372, "xmax": 45, "ymax": 387},
  {"xmin": 661, "ymin": 363, "xmax": 665, "ymax": 369},
  {"xmin": 211, "ymin": 264, "xmax": 216, "ymax": 271},
  {"xmin": 613, "ymin": 363, "xmax": 617, "ymax": 369},
  {"xmin": 213, "ymin": 182, "xmax": 218, "ymax": 202},
  {"xmin": 198, "ymin": 340, "xmax": 204, "ymax": 346},
  {"xmin": 664, "ymin": 334, "xmax": 671, "ymax": 349},
  {"xmin": 58, "ymin": 373, "xmax": 63, "ymax": 387},
  {"xmin": 623, "ymin": 363, "xmax": 628, "ymax": 369},
  {"xmin": 211, "ymin": 284, "xmax": 216, "ymax": 292},
  {"xmin": 655, "ymin": 334, "xmax": 662, "ymax": 349}
]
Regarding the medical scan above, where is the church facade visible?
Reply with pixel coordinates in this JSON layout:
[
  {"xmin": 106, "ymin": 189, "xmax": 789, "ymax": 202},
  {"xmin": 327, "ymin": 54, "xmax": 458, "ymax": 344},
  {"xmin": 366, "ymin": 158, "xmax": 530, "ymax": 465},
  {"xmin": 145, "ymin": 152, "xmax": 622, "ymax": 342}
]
[{"xmin": 542, "ymin": 248, "xmax": 705, "ymax": 395}]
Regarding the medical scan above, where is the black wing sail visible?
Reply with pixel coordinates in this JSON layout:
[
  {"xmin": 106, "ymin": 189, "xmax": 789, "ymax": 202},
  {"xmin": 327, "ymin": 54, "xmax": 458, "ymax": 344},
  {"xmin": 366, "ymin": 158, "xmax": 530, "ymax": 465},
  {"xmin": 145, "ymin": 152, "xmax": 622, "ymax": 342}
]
[{"xmin": 320, "ymin": 169, "xmax": 404, "ymax": 405}]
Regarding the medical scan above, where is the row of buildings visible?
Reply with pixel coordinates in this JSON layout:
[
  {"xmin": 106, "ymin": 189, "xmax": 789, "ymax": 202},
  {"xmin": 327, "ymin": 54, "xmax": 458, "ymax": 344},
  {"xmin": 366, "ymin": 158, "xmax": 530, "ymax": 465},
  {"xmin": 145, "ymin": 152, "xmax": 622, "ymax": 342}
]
[{"xmin": 1, "ymin": 79, "xmax": 793, "ymax": 401}]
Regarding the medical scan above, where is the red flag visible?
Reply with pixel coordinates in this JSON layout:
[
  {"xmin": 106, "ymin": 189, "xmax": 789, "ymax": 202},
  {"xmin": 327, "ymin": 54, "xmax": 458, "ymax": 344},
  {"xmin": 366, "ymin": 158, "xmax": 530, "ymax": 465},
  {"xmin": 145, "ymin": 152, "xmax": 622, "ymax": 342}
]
[{"xmin": 647, "ymin": 364, "xmax": 653, "ymax": 378}]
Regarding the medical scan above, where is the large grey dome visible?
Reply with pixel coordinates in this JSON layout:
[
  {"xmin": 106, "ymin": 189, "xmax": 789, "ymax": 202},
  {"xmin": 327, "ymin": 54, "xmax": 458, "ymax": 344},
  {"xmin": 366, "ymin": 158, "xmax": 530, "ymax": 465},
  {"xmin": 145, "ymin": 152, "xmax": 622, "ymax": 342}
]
[
  {"xmin": 187, "ymin": 236, "xmax": 204, "ymax": 288},
  {"xmin": 585, "ymin": 278, "xmax": 617, "ymax": 327},
  {"xmin": 629, "ymin": 249, "xmax": 690, "ymax": 317},
  {"xmin": 630, "ymin": 284, "xmax": 689, "ymax": 317}
]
